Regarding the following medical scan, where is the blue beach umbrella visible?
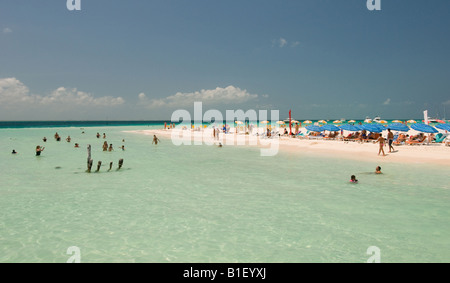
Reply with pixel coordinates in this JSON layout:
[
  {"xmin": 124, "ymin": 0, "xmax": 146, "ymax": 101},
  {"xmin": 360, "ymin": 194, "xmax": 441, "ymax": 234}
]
[
  {"xmin": 387, "ymin": 123, "xmax": 410, "ymax": 132},
  {"xmin": 339, "ymin": 124, "xmax": 361, "ymax": 132},
  {"xmin": 305, "ymin": 125, "xmax": 324, "ymax": 132},
  {"xmin": 435, "ymin": 124, "xmax": 450, "ymax": 131},
  {"xmin": 411, "ymin": 123, "xmax": 438, "ymax": 134},
  {"xmin": 321, "ymin": 124, "xmax": 340, "ymax": 132},
  {"xmin": 362, "ymin": 124, "xmax": 384, "ymax": 133}
]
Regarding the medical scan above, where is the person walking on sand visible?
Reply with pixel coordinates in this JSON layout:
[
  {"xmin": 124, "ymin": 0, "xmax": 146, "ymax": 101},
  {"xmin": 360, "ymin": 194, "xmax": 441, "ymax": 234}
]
[
  {"xmin": 377, "ymin": 134, "xmax": 386, "ymax": 156},
  {"xmin": 387, "ymin": 129, "xmax": 395, "ymax": 153},
  {"xmin": 152, "ymin": 135, "xmax": 160, "ymax": 145}
]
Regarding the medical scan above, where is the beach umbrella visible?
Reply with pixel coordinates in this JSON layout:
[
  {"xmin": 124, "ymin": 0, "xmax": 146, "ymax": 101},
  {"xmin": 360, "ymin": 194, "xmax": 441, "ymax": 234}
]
[
  {"xmin": 235, "ymin": 121, "xmax": 244, "ymax": 124},
  {"xmin": 411, "ymin": 123, "xmax": 438, "ymax": 133},
  {"xmin": 276, "ymin": 121, "xmax": 285, "ymax": 125},
  {"xmin": 260, "ymin": 121, "xmax": 269, "ymax": 124},
  {"xmin": 333, "ymin": 120, "xmax": 341, "ymax": 124},
  {"xmin": 362, "ymin": 124, "xmax": 384, "ymax": 133},
  {"xmin": 304, "ymin": 120, "xmax": 312, "ymax": 124},
  {"xmin": 407, "ymin": 120, "xmax": 417, "ymax": 124},
  {"xmin": 318, "ymin": 120, "xmax": 327, "ymax": 124},
  {"xmin": 387, "ymin": 123, "xmax": 410, "ymax": 132},
  {"xmin": 364, "ymin": 119, "xmax": 372, "ymax": 123},
  {"xmin": 392, "ymin": 120, "xmax": 403, "ymax": 123},
  {"xmin": 321, "ymin": 124, "xmax": 340, "ymax": 132},
  {"xmin": 378, "ymin": 120, "xmax": 388, "ymax": 124},
  {"xmin": 305, "ymin": 125, "xmax": 323, "ymax": 132},
  {"xmin": 291, "ymin": 120, "xmax": 300, "ymax": 124},
  {"xmin": 348, "ymin": 120, "xmax": 356, "ymax": 123},
  {"xmin": 339, "ymin": 124, "xmax": 361, "ymax": 132},
  {"xmin": 435, "ymin": 124, "xmax": 450, "ymax": 131}
]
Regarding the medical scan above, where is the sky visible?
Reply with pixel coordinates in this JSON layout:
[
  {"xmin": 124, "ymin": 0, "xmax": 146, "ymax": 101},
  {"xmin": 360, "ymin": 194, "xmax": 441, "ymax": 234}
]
[{"xmin": 1, "ymin": 0, "xmax": 450, "ymax": 121}]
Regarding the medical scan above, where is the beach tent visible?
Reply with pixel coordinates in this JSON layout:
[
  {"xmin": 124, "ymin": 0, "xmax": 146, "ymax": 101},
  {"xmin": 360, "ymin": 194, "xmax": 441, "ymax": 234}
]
[
  {"xmin": 321, "ymin": 124, "xmax": 340, "ymax": 132},
  {"xmin": 387, "ymin": 123, "xmax": 410, "ymax": 132},
  {"xmin": 362, "ymin": 124, "xmax": 384, "ymax": 133},
  {"xmin": 305, "ymin": 125, "xmax": 323, "ymax": 132},
  {"xmin": 411, "ymin": 123, "xmax": 438, "ymax": 133},
  {"xmin": 435, "ymin": 124, "xmax": 450, "ymax": 131},
  {"xmin": 339, "ymin": 124, "xmax": 361, "ymax": 132}
]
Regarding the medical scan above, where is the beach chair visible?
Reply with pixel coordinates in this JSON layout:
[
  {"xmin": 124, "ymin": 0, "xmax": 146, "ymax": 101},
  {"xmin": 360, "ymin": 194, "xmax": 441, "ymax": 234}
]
[
  {"xmin": 433, "ymin": 133, "xmax": 446, "ymax": 143},
  {"xmin": 406, "ymin": 136, "xmax": 426, "ymax": 145}
]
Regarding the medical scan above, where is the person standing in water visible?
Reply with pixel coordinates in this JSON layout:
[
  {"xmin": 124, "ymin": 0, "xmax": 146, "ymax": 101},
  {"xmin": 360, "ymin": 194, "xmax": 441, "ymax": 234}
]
[
  {"xmin": 36, "ymin": 145, "xmax": 45, "ymax": 156},
  {"xmin": 152, "ymin": 135, "xmax": 160, "ymax": 145},
  {"xmin": 102, "ymin": 141, "xmax": 108, "ymax": 151}
]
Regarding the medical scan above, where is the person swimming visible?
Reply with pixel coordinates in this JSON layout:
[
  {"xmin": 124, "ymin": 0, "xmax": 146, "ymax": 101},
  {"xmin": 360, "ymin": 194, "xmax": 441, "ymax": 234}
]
[
  {"xmin": 12, "ymin": 150, "xmax": 17, "ymax": 154},
  {"xmin": 36, "ymin": 145, "xmax": 45, "ymax": 156},
  {"xmin": 350, "ymin": 175, "xmax": 358, "ymax": 183},
  {"xmin": 375, "ymin": 166, "xmax": 382, "ymax": 174}
]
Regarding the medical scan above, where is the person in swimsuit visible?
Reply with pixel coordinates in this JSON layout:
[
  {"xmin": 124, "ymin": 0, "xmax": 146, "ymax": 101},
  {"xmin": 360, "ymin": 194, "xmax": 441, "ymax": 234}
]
[
  {"xmin": 36, "ymin": 145, "xmax": 44, "ymax": 156},
  {"xmin": 377, "ymin": 134, "xmax": 386, "ymax": 156},
  {"xmin": 102, "ymin": 141, "xmax": 108, "ymax": 151},
  {"xmin": 375, "ymin": 166, "xmax": 382, "ymax": 174},
  {"xmin": 350, "ymin": 175, "xmax": 358, "ymax": 183},
  {"xmin": 387, "ymin": 129, "xmax": 394, "ymax": 153},
  {"xmin": 12, "ymin": 150, "xmax": 17, "ymax": 154},
  {"xmin": 152, "ymin": 135, "xmax": 160, "ymax": 145}
]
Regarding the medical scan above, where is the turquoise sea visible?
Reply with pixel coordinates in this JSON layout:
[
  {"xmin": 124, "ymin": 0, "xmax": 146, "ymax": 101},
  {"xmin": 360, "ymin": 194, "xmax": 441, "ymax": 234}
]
[{"xmin": 1, "ymin": 122, "xmax": 449, "ymax": 263}]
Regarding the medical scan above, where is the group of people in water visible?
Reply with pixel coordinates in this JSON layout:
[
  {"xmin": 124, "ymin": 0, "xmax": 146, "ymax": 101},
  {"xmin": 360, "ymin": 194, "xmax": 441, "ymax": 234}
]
[{"xmin": 350, "ymin": 166, "xmax": 382, "ymax": 184}]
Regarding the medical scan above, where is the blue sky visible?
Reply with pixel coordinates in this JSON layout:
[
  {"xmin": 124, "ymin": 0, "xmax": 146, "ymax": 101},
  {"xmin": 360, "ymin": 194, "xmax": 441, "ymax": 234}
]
[{"xmin": 1, "ymin": 0, "xmax": 449, "ymax": 120}]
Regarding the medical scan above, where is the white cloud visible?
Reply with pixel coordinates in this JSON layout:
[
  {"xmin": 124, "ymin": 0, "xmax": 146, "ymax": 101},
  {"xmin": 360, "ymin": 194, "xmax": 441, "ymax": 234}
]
[
  {"xmin": 279, "ymin": 38, "xmax": 288, "ymax": 48},
  {"xmin": 291, "ymin": 41, "xmax": 300, "ymax": 47},
  {"xmin": 138, "ymin": 92, "xmax": 146, "ymax": 100},
  {"xmin": 141, "ymin": 86, "xmax": 259, "ymax": 109},
  {"xmin": 2, "ymin": 27, "xmax": 12, "ymax": 34},
  {"xmin": 0, "ymin": 77, "xmax": 125, "ymax": 109},
  {"xmin": 383, "ymin": 98, "xmax": 391, "ymax": 105}
]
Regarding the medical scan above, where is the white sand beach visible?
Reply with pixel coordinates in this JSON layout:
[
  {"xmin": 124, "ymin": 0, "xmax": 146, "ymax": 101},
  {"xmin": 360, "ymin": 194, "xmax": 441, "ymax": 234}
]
[{"xmin": 126, "ymin": 126, "xmax": 450, "ymax": 167}]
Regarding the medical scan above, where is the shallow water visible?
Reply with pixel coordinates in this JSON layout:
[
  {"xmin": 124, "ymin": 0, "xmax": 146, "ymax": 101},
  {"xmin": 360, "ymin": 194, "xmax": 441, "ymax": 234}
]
[{"xmin": 1, "ymin": 125, "xmax": 449, "ymax": 262}]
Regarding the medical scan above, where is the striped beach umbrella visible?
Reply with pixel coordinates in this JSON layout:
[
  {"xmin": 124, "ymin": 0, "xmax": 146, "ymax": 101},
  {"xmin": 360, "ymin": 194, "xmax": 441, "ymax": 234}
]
[
  {"xmin": 436, "ymin": 124, "xmax": 450, "ymax": 131},
  {"xmin": 348, "ymin": 120, "xmax": 356, "ymax": 123},
  {"xmin": 322, "ymin": 124, "xmax": 340, "ymax": 132},
  {"xmin": 392, "ymin": 120, "xmax": 403, "ymax": 123},
  {"xmin": 411, "ymin": 123, "xmax": 438, "ymax": 133},
  {"xmin": 333, "ymin": 120, "xmax": 341, "ymax": 124},
  {"xmin": 305, "ymin": 125, "xmax": 323, "ymax": 132},
  {"xmin": 304, "ymin": 120, "xmax": 312, "ymax": 124},
  {"xmin": 407, "ymin": 120, "xmax": 417, "ymax": 124},
  {"xmin": 318, "ymin": 120, "xmax": 327, "ymax": 124}
]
